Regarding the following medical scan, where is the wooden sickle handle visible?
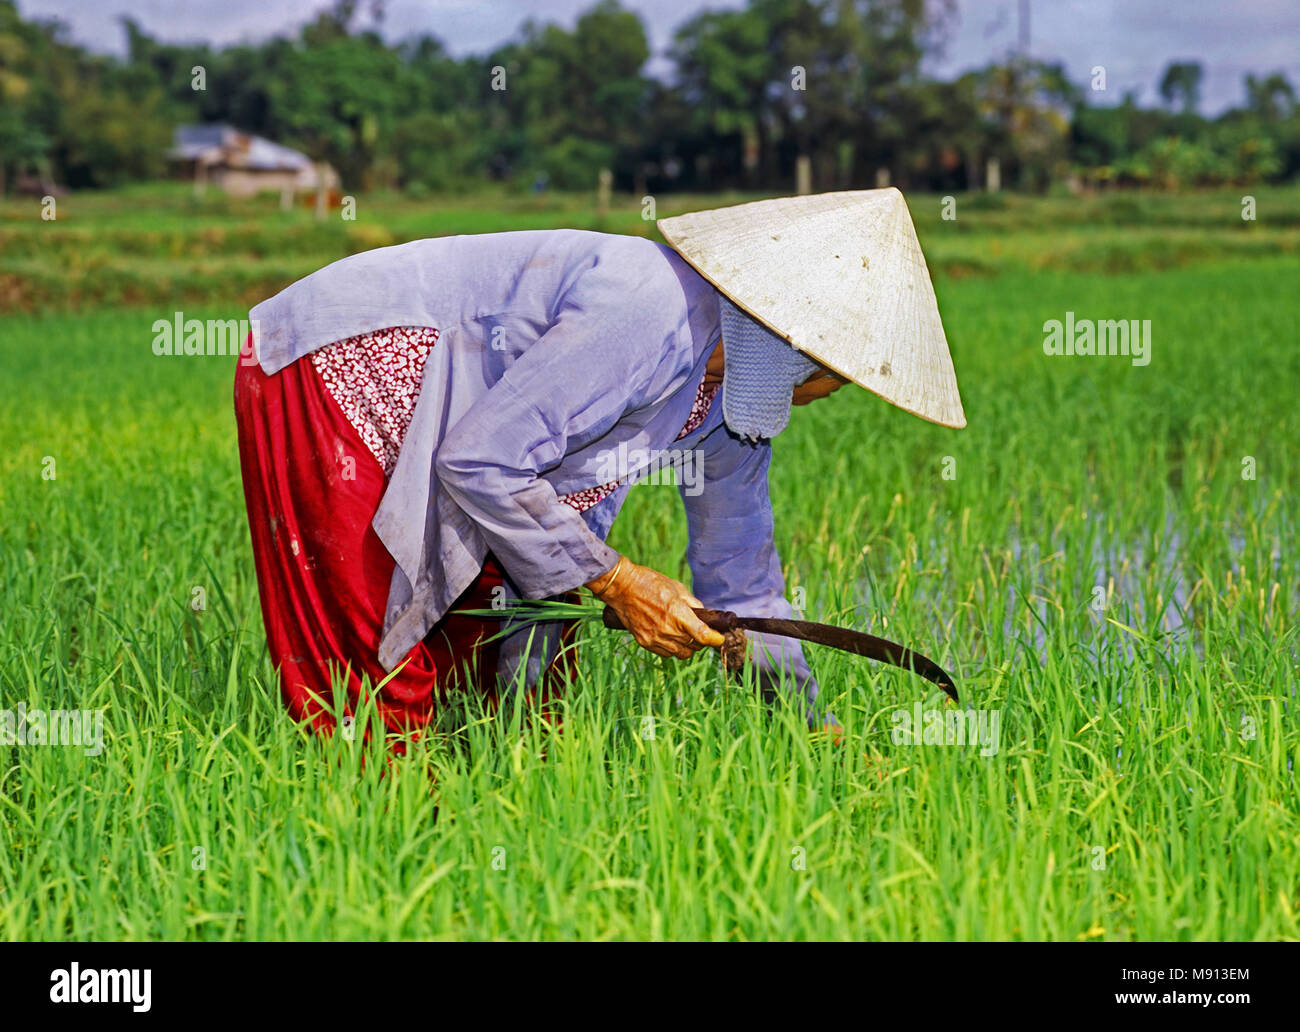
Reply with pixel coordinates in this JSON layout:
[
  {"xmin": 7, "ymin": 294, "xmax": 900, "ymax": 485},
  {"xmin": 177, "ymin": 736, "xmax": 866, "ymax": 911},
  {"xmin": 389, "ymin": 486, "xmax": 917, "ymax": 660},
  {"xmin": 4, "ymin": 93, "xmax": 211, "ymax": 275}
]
[{"xmin": 601, "ymin": 605, "xmax": 738, "ymax": 633}]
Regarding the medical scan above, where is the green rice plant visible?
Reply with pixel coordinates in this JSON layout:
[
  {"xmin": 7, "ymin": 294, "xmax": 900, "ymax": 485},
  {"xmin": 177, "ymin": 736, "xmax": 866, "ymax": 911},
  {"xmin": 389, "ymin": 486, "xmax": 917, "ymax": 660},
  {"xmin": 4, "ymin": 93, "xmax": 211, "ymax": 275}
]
[{"xmin": 0, "ymin": 192, "xmax": 1296, "ymax": 940}]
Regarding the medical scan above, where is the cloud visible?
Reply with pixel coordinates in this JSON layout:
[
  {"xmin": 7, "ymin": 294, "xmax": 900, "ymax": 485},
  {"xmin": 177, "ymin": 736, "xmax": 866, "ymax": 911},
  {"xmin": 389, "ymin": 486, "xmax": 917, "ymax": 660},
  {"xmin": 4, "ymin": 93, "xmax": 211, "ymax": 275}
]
[{"xmin": 927, "ymin": 0, "xmax": 1300, "ymax": 113}]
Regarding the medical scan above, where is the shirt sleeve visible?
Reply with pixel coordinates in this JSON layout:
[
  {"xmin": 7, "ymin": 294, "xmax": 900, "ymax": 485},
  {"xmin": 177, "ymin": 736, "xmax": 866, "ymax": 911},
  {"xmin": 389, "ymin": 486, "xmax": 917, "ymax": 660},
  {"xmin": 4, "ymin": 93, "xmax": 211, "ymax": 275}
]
[
  {"xmin": 678, "ymin": 428, "xmax": 822, "ymax": 719},
  {"xmin": 435, "ymin": 259, "xmax": 690, "ymax": 599}
]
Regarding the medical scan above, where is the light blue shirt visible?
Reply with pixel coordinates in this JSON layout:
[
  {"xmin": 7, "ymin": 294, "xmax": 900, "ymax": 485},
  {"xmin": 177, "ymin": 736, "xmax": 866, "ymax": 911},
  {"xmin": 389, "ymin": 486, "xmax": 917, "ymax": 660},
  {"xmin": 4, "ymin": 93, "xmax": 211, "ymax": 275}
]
[{"xmin": 249, "ymin": 229, "xmax": 817, "ymax": 712}]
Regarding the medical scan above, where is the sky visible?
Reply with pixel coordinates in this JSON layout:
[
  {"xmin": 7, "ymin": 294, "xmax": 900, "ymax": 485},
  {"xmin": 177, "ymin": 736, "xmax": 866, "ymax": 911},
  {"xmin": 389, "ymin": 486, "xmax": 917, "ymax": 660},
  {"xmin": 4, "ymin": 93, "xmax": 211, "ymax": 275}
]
[{"xmin": 16, "ymin": 0, "xmax": 1300, "ymax": 114}]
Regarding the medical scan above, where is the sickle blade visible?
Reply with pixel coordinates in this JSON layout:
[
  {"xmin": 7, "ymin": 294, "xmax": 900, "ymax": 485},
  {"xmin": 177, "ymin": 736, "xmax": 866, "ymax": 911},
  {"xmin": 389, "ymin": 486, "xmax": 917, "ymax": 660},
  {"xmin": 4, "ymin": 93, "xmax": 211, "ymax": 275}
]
[
  {"xmin": 732, "ymin": 616, "xmax": 959, "ymax": 703},
  {"xmin": 600, "ymin": 606, "xmax": 959, "ymax": 702}
]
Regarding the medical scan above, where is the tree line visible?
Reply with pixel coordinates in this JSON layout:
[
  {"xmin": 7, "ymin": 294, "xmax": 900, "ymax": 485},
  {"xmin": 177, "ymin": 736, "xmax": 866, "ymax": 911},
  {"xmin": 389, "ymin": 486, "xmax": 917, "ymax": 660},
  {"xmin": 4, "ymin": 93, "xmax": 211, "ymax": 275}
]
[{"xmin": 1, "ymin": 0, "xmax": 1296, "ymax": 195}]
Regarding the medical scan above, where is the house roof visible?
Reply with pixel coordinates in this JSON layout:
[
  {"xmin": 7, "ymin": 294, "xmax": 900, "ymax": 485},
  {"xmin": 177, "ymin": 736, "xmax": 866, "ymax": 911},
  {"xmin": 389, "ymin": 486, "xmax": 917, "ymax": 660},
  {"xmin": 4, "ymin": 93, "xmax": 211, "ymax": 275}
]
[{"xmin": 171, "ymin": 125, "xmax": 314, "ymax": 171}]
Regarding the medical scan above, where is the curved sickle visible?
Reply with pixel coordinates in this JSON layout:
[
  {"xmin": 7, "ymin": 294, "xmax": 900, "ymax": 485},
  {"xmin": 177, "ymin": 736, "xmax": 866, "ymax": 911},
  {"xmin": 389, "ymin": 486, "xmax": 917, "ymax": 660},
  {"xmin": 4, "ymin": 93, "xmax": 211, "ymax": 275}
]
[{"xmin": 602, "ymin": 606, "xmax": 959, "ymax": 703}]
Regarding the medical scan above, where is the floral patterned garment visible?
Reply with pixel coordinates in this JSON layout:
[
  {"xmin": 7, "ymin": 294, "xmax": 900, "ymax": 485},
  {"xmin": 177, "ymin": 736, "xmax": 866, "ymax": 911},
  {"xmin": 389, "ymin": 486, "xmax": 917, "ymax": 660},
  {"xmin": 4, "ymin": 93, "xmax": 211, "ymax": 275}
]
[
  {"xmin": 312, "ymin": 325, "xmax": 440, "ymax": 478},
  {"xmin": 312, "ymin": 325, "xmax": 719, "ymax": 512}
]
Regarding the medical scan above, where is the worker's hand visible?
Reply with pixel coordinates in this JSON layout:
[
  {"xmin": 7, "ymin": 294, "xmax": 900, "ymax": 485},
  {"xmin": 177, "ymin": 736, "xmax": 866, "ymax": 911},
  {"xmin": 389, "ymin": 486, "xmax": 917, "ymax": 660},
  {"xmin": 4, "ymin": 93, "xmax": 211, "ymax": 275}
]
[{"xmin": 587, "ymin": 557, "xmax": 726, "ymax": 659}]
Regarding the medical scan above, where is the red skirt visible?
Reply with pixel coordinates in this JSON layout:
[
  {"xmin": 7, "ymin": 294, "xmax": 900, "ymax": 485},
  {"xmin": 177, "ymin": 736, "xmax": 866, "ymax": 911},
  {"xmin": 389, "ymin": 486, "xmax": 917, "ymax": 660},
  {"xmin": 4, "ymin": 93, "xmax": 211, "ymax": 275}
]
[{"xmin": 233, "ymin": 345, "xmax": 569, "ymax": 742}]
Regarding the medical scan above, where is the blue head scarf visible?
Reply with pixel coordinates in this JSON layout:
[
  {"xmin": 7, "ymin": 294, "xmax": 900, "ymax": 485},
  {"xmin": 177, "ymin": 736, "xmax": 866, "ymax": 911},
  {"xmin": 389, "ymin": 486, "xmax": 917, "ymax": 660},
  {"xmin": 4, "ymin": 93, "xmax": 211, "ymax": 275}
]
[{"xmin": 717, "ymin": 293, "xmax": 820, "ymax": 442}]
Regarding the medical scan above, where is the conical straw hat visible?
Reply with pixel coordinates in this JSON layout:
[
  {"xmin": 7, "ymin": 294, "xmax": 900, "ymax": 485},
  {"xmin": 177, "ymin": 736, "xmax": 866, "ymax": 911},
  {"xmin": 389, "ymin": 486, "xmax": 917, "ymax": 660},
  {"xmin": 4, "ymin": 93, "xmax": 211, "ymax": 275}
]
[{"xmin": 658, "ymin": 188, "xmax": 965, "ymax": 428}]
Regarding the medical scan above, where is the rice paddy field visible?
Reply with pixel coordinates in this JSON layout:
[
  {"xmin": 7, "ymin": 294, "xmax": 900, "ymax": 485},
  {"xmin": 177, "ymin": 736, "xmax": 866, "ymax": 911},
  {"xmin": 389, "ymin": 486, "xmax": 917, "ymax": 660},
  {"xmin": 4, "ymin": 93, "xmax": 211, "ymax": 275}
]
[{"xmin": 1, "ymin": 184, "xmax": 1297, "ymax": 940}]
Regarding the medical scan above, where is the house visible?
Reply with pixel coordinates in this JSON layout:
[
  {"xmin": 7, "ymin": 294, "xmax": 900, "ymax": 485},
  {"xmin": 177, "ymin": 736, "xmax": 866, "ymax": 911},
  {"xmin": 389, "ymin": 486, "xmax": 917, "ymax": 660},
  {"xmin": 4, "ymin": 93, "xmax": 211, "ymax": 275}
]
[{"xmin": 170, "ymin": 125, "xmax": 339, "ymax": 199}]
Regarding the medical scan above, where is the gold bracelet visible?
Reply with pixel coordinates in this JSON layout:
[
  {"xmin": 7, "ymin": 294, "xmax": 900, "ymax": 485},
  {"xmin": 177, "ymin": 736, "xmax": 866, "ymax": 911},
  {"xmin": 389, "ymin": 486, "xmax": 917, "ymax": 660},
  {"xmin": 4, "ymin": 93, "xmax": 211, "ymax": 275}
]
[{"xmin": 597, "ymin": 555, "xmax": 627, "ymax": 597}]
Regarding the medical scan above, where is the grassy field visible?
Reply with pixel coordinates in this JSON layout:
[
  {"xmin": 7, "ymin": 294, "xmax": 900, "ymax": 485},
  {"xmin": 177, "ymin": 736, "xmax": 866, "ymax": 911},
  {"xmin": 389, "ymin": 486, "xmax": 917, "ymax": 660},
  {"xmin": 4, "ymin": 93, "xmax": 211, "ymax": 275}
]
[{"xmin": 0, "ymin": 185, "xmax": 1297, "ymax": 940}]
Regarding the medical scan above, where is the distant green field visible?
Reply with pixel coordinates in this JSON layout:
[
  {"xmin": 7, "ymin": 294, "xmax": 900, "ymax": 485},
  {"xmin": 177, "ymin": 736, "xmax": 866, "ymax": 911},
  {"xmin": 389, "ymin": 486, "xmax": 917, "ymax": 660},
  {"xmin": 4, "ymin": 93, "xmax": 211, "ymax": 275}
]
[
  {"xmin": 3, "ymin": 182, "xmax": 1298, "ymax": 311},
  {"xmin": 1, "ymin": 185, "xmax": 1297, "ymax": 940}
]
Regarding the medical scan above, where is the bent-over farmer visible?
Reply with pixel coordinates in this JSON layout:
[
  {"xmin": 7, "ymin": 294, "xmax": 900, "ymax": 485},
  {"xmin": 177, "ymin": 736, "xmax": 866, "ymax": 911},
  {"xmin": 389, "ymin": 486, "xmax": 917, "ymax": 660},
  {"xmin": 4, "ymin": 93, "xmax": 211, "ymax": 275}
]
[{"xmin": 234, "ymin": 189, "xmax": 964, "ymax": 741}]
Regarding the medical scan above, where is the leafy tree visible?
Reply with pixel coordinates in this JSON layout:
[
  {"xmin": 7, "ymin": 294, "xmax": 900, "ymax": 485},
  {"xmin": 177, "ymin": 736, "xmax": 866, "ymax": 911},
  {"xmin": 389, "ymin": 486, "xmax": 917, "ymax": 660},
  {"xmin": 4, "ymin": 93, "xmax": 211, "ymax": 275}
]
[
  {"xmin": 1243, "ymin": 72, "xmax": 1295, "ymax": 123},
  {"xmin": 485, "ymin": 0, "xmax": 649, "ymax": 189},
  {"xmin": 972, "ymin": 58, "xmax": 1076, "ymax": 191},
  {"xmin": 0, "ymin": 1, "xmax": 52, "ymax": 190},
  {"xmin": 1, "ymin": 0, "xmax": 1295, "ymax": 195},
  {"xmin": 1158, "ymin": 61, "xmax": 1203, "ymax": 114}
]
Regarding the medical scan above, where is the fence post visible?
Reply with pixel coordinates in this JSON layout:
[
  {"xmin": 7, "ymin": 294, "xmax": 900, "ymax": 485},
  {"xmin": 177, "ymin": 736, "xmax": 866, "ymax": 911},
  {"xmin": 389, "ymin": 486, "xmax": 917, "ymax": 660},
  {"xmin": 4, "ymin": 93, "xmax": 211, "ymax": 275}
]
[
  {"xmin": 315, "ymin": 163, "xmax": 329, "ymax": 221},
  {"xmin": 986, "ymin": 157, "xmax": 1002, "ymax": 192},
  {"xmin": 796, "ymin": 155, "xmax": 812, "ymax": 195},
  {"xmin": 597, "ymin": 168, "xmax": 612, "ymax": 217}
]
